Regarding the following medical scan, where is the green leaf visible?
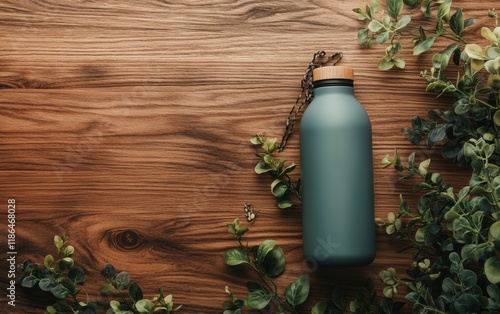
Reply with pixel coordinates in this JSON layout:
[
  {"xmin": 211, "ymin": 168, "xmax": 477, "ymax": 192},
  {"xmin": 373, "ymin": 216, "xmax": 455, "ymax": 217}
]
[
  {"xmin": 262, "ymin": 247, "xmax": 286, "ymax": 277},
  {"xmin": 437, "ymin": 0, "xmax": 451, "ymax": 22},
  {"xmin": 376, "ymin": 31, "xmax": 390, "ymax": 45},
  {"xmin": 256, "ymin": 240, "xmax": 275, "ymax": 263},
  {"xmin": 486, "ymin": 257, "xmax": 500, "ymax": 284},
  {"xmin": 271, "ymin": 179, "xmax": 288, "ymax": 197},
  {"xmin": 68, "ymin": 267, "xmax": 86, "ymax": 284},
  {"xmin": 277, "ymin": 197, "xmax": 293, "ymax": 208},
  {"xmin": 311, "ymin": 301, "xmax": 329, "ymax": 314},
  {"xmin": 244, "ymin": 289, "xmax": 272, "ymax": 309},
  {"xmin": 368, "ymin": 20, "xmax": 384, "ymax": 32},
  {"xmin": 115, "ymin": 271, "xmax": 131, "ymax": 290},
  {"xmin": 39, "ymin": 278, "xmax": 55, "ymax": 292},
  {"xmin": 464, "ymin": 44, "xmax": 485, "ymax": 60},
  {"xmin": 493, "ymin": 111, "xmax": 500, "ymax": 126},
  {"xmin": 285, "ymin": 275, "xmax": 310, "ymax": 307},
  {"xmin": 262, "ymin": 137, "xmax": 277, "ymax": 154},
  {"xmin": 387, "ymin": 0, "xmax": 403, "ymax": 19},
  {"xmin": 21, "ymin": 275, "xmax": 40, "ymax": 288},
  {"xmin": 64, "ymin": 245, "xmax": 75, "ymax": 257},
  {"xmin": 135, "ymin": 299, "xmax": 154, "ymax": 313},
  {"xmin": 414, "ymin": 36, "xmax": 436, "ymax": 55},
  {"xmin": 254, "ymin": 162, "xmax": 272, "ymax": 174},
  {"xmin": 50, "ymin": 284, "xmax": 70, "ymax": 299},
  {"xmin": 129, "ymin": 282, "xmax": 143, "ymax": 304},
  {"xmin": 395, "ymin": 15, "xmax": 411, "ymax": 29},
  {"xmin": 44, "ymin": 254, "xmax": 54, "ymax": 268},
  {"xmin": 490, "ymin": 222, "xmax": 500, "ymax": 240},
  {"xmin": 99, "ymin": 284, "xmax": 115, "ymax": 294},
  {"xmin": 247, "ymin": 281, "xmax": 266, "ymax": 292},
  {"xmin": 54, "ymin": 235, "xmax": 64, "ymax": 251},
  {"xmin": 378, "ymin": 57, "xmax": 395, "ymax": 70},
  {"xmin": 482, "ymin": 27, "xmax": 498, "ymax": 42},
  {"xmin": 224, "ymin": 248, "xmax": 249, "ymax": 266},
  {"xmin": 450, "ymin": 8, "xmax": 464, "ymax": 36},
  {"xmin": 358, "ymin": 29, "xmax": 369, "ymax": 44}
]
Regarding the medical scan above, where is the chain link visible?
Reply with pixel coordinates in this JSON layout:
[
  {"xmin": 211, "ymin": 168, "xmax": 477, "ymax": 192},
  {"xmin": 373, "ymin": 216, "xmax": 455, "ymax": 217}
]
[{"xmin": 277, "ymin": 51, "xmax": 343, "ymax": 151}]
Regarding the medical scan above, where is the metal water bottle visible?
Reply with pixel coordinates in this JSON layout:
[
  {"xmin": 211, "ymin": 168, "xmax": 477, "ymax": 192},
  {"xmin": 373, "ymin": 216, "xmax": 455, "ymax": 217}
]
[{"xmin": 300, "ymin": 66, "xmax": 375, "ymax": 266}]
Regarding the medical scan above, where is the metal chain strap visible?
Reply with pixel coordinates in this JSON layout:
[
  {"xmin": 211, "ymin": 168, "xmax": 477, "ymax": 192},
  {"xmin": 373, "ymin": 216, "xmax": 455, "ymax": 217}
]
[{"xmin": 277, "ymin": 51, "xmax": 343, "ymax": 151}]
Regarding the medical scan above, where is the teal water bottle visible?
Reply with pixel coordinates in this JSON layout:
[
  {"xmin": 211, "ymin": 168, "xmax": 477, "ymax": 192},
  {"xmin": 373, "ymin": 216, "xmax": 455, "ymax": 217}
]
[{"xmin": 300, "ymin": 66, "xmax": 375, "ymax": 266}]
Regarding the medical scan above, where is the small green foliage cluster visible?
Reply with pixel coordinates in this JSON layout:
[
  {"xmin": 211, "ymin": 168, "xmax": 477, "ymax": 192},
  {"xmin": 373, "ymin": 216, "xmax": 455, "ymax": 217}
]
[
  {"xmin": 99, "ymin": 264, "xmax": 181, "ymax": 314},
  {"xmin": 355, "ymin": 0, "xmax": 500, "ymax": 165},
  {"xmin": 222, "ymin": 218, "xmax": 310, "ymax": 313},
  {"xmin": 353, "ymin": 0, "xmax": 473, "ymax": 71},
  {"xmin": 251, "ymin": 133, "xmax": 301, "ymax": 208},
  {"xmin": 18, "ymin": 235, "xmax": 180, "ymax": 314},
  {"xmin": 19, "ymin": 235, "xmax": 95, "ymax": 314}
]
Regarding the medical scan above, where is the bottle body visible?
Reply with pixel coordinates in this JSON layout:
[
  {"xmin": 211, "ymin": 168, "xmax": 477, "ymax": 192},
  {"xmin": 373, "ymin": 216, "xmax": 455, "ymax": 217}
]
[{"xmin": 300, "ymin": 80, "xmax": 375, "ymax": 266}]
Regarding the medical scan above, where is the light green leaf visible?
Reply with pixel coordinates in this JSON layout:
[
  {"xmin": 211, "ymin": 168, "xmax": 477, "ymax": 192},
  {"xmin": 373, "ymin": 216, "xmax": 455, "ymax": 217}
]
[
  {"xmin": 482, "ymin": 27, "xmax": 498, "ymax": 42},
  {"xmin": 368, "ymin": 20, "xmax": 384, "ymax": 32},
  {"xmin": 494, "ymin": 111, "xmax": 500, "ymax": 126},
  {"xmin": 437, "ymin": 0, "xmax": 451, "ymax": 22},
  {"xmin": 254, "ymin": 162, "xmax": 272, "ymax": 174},
  {"xmin": 64, "ymin": 245, "xmax": 75, "ymax": 257},
  {"xmin": 271, "ymin": 179, "xmax": 288, "ymax": 197},
  {"xmin": 414, "ymin": 36, "xmax": 436, "ymax": 55},
  {"xmin": 464, "ymin": 44, "xmax": 485, "ymax": 60},
  {"xmin": 135, "ymin": 299, "xmax": 154, "ymax": 313},
  {"xmin": 395, "ymin": 15, "xmax": 411, "ymax": 29},
  {"xmin": 285, "ymin": 275, "xmax": 310, "ymax": 307},
  {"xmin": 44, "ymin": 254, "xmax": 54, "ymax": 268},
  {"xmin": 378, "ymin": 57, "xmax": 394, "ymax": 71},
  {"xmin": 376, "ymin": 31, "xmax": 389, "ymax": 45},
  {"xmin": 54, "ymin": 235, "xmax": 64, "ymax": 251},
  {"xmin": 485, "ymin": 257, "xmax": 500, "ymax": 284},
  {"xmin": 224, "ymin": 248, "xmax": 249, "ymax": 266}
]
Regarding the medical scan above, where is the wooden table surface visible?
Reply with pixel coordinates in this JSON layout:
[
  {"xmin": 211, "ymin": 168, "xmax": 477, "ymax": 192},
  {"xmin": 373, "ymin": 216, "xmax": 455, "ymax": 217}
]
[{"xmin": 0, "ymin": 1, "xmax": 493, "ymax": 313}]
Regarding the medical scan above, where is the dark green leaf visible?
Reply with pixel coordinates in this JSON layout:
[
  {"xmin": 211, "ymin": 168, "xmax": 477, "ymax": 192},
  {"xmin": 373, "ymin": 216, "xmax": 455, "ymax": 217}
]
[
  {"xmin": 114, "ymin": 271, "xmax": 130, "ymax": 290},
  {"xmin": 403, "ymin": 0, "xmax": 419, "ymax": 6},
  {"xmin": 50, "ymin": 284, "xmax": 70, "ymax": 299},
  {"xmin": 128, "ymin": 282, "xmax": 143, "ymax": 304},
  {"xmin": 332, "ymin": 287, "xmax": 344, "ymax": 310},
  {"xmin": 428, "ymin": 124, "xmax": 447, "ymax": 142},
  {"xmin": 387, "ymin": 0, "xmax": 403, "ymax": 19},
  {"xmin": 100, "ymin": 263, "xmax": 116, "ymax": 280},
  {"xmin": 256, "ymin": 240, "xmax": 275, "ymax": 263},
  {"xmin": 68, "ymin": 267, "xmax": 86, "ymax": 285},
  {"xmin": 21, "ymin": 275, "xmax": 40, "ymax": 288},
  {"xmin": 224, "ymin": 248, "xmax": 250, "ymax": 266},
  {"xmin": 39, "ymin": 278, "xmax": 55, "ymax": 292},
  {"xmin": 285, "ymin": 275, "xmax": 310, "ymax": 307},
  {"xmin": 247, "ymin": 281, "xmax": 266, "ymax": 293},
  {"xmin": 244, "ymin": 289, "xmax": 272, "ymax": 309},
  {"xmin": 450, "ymin": 9, "xmax": 464, "ymax": 36},
  {"xmin": 262, "ymin": 247, "xmax": 286, "ymax": 277},
  {"xmin": 311, "ymin": 301, "xmax": 328, "ymax": 314},
  {"xmin": 486, "ymin": 257, "xmax": 500, "ymax": 283}
]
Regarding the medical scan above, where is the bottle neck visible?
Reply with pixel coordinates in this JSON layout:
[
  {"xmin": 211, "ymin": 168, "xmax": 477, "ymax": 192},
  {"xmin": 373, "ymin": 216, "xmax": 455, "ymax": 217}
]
[
  {"xmin": 313, "ymin": 79, "xmax": 354, "ymax": 97},
  {"xmin": 313, "ymin": 79, "xmax": 354, "ymax": 88}
]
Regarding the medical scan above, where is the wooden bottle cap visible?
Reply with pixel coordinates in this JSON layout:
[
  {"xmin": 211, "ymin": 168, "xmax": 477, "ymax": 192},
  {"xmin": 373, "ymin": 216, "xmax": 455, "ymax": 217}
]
[{"xmin": 313, "ymin": 66, "xmax": 354, "ymax": 82}]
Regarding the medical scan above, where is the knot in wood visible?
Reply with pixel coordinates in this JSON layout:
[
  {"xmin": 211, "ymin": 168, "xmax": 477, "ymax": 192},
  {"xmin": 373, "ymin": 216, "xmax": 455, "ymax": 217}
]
[{"xmin": 109, "ymin": 229, "xmax": 146, "ymax": 251}]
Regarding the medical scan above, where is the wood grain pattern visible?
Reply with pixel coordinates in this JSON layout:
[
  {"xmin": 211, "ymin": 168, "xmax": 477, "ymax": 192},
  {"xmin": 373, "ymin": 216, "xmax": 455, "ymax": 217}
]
[{"xmin": 0, "ymin": 1, "xmax": 493, "ymax": 313}]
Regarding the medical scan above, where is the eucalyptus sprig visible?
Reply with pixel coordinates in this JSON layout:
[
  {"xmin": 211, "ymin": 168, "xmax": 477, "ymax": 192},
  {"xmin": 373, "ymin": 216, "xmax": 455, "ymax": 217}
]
[
  {"xmin": 222, "ymin": 218, "xmax": 309, "ymax": 314},
  {"xmin": 251, "ymin": 133, "xmax": 301, "ymax": 209}
]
